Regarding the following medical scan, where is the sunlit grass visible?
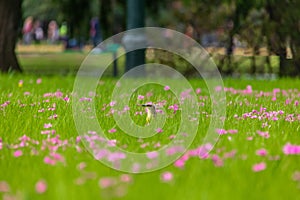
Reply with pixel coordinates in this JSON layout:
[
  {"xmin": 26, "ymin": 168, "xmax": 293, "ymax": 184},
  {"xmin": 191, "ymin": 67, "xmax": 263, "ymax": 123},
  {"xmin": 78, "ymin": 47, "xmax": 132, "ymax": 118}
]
[{"xmin": 0, "ymin": 74, "xmax": 300, "ymax": 200}]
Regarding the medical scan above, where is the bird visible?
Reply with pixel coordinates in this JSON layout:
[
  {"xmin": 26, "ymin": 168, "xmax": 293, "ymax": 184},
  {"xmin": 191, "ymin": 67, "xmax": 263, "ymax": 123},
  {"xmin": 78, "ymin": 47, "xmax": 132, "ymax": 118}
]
[{"xmin": 142, "ymin": 104, "xmax": 156, "ymax": 125}]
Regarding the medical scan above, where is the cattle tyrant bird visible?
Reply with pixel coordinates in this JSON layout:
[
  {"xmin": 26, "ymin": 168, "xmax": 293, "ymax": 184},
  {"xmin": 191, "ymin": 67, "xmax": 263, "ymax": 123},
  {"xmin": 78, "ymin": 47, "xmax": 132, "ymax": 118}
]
[{"xmin": 142, "ymin": 104, "xmax": 156, "ymax": 125}]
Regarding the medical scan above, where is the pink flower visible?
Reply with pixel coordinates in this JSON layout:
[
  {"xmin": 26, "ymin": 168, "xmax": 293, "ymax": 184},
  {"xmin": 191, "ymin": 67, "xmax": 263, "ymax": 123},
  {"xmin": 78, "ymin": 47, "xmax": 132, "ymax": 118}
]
[
  {"xmin": 156, "ymin": 128, "xmax": 163, "ymax": 133},
  {"xmin": 19, "ymin": 135, "xmax": 30, "ymax": 142},
  {"xmin": 108, "ymin": 128, "xmax": 117, "ymax": 133},
  {"xmin": 135, "ymin": 111, "xmax": 143, "ymax": 115},
  {"xmin": 174, "ymin": 159, "xmax": 185, "ymax": 168},
  {"xmin": 35, "ymin": 179, "xmax": 47, "ymax": 194},
  {"xmin": 228, "ymin": 129, "xmax": 238, "ymax": 134},
  {"xmin": 169, "ymin": 135, "xmax": 176, "ymax": 139},
  {"xmin": 77, "ymin": 162, "xmax": 86, "ymax": 171},
  {"xmin": 216, "ymin": 129, "xmax": 227, "ymax": 135},
  {"xmin": 123, "ymin": 105, "xmax": 130, "ymax": 111},
  {"xmin": 244, "ymin": 85, "xmax": 252, "ymax": 94},
  {"xmin": 44, "ymin": 156, "xmax": 56, "ymax": 165},
  {"xmin": 50, "ymin": 152, "xmax": 65, "ymax": 163},
  {"xmin": 283, "ymin": 143, "xmax": 300, "ymax": 155},
  {"xmin": 168, "ymin": 104, "xmax": 179, "ymax": 113},
  {"xmin": 154, "ymin": 142, "xmax": 161, "ymax": 148},
  {"xmin": 140, "ymin": 143, "xmax": 148, "ymax": 148},
  {"xmin": 166, "ymin": 146, "xmax": 184, "ymax": 156},
  {"xmin": 13, "ymin": 150, "xmax": 23, "ymax": 157},
  {"xmin": 48, "ymin": 113, "xmax": 58, "ymax": 119},
  {"xmin": 36, "ymin": 78, "xmax": 42, "ymax": 84},
  {"xmin": 109, "ymin": 101, "xmax": 116, "ymax": 107},
  {"xmin": 55, "ymin": 91, "xmax": 63, "ymax": 98},
  {"xmin": 211, "ymin": 154, "xmax": 223, "ymax": 167},
  {"xmin": 196, "ymin": 88, "xmax": 201, "ymax": 94},
  {"xmin": 107, "ymin": 152, "xmax": 126, "ymax": 162},
  {"xmin": 120, "ymin": 174, "xmax": 132, "ymax": 183},
  {"xmin": 95, "ymin": 149, "xmax": 108, "ymax": 160},
  {"xmin": 252, "ymin": 162, "xmax": 266, "ymax": 172},
  {"xmin": 292, "ymin": 171, "xmax": 300, "ymax": 181},
  {"xmin": 223, "ymin": 150, "xmax": 237, "ymax": 159},
  {"xmin": 146, "ymin": 92, "xmax": 153, "ymax": 97},
  {"xmin": 99, "ymin": 177, "xmax": 116, "ymax": 189},
  {"xmin": 76, "ymin": 136, "xmax": 81, "ymax": 143},
  {"xmin": 43, "ymin": 123, "xmax": 52, "ymax": 129},
  {"xmin": 137, "ymin": 95, "xmax": 144, "ymax": 100},
  {"xmin": 273, "ymin": 88, "xmax": 280, "ymax": 94},
  {"xmin": 247, "ymin": 136, "xmax": 253, "ymax": 141},
  {"xmin": 161, "ymin": 171, "xmax": 173, "ymax": 182},
  {"xmin": 164, "ymin": 86, "xmax": 170, "ymax": 91},
  {"xmin": 0, "ymin": 181, "xmax": 10, "ymax": 193},
  {"xmin": 1, "ymin": 101, "xmax": 10, "ymax": 108},
  {"xmin": 107, "ymin": 139, "xmax": 116, "ymax": 147},
  {"xmin": 256, "ymin": 148, "xmax": 268, "ymax": 156},
  {"xmin": 146, "ymin": 151, "xmax": 158, "ymax": 159},
  {"xmin": 215, "ymin": 86, "xmax": 222, "ymax": 92},
  {"xmin": 132, "ymin": 163, "xmax": 140, "ymax": 173},
  {"xmin": 63, "ymin": 96, "xmax": 70, "ymax": 102},
  {"xmin": 180, "ymin": 89, "xmax": 192, "ymax": 100},
  {"xmin": 257, "ymin": 130, "xmax": 270, "ymax": 139}
]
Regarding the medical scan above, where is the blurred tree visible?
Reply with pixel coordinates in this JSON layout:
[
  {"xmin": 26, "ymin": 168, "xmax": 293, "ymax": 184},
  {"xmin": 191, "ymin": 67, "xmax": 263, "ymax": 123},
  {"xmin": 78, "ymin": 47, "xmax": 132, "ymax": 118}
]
[
  {"xmin": 0, "ymin": 0, "xmax": 22, "ymax": 72},
  {"xmin": 240, "ymin": 8, "xmax": 266, "ymax": 74},
  {"xmin": 52, "ymin": 0, "xmax": 91, "ymax": 39},
  {"xmin": 99, "ymin": 0, "xmax": 126, "ymax": 40},
  {"xmin": 263, "ymin": 0, "xmax": 300, "ymax": 77},
  {"xmin": 99, "ymin": 0, "xmax": 113, "ymax": 39},
  {"xmin": 22, "ymin": 0, "xmax": 60, "ymax": 21}
]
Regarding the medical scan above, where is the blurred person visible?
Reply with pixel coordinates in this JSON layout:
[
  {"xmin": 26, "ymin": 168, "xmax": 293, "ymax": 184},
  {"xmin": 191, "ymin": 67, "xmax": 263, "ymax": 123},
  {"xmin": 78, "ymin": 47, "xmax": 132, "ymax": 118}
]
[
  {"xmin": 183, "ymin": 24, "xmax": 194, "ymax": 49},
  {"xmin": 90, "ymin": 17, "xmax": 102, "ymax": 48},
  {"xmin": 59, "ymin": 22, "xmax": 68, "ymax": 48},
  {"xmin": 22, "ymin": 16, "xmax": 33, "ymax": 44},
  {"xmin": 47, "ymin": 20, "xmax": 59, "ymax": 44},
  {"xmin": 33, "ymin": 19, "xmax": 44, "ymax": 44}
]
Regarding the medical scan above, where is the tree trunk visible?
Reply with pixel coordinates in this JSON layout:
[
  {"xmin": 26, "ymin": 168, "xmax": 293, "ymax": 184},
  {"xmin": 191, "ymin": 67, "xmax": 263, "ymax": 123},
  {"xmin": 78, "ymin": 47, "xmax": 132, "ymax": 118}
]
[
  {"xmin": 265, "ymin": 38, "xmax": 273, "ymax": 74},
  {"xmin": 278, "ymin": 46, "xmax": 295, "ymax": 77},
  {"xmin": 290, "ymin": 43, "xmax": 300, "ymax": 76},
  {"xmin": 0, "ymin": 0, "xmax": 22, "ymax": 73},
  {"xmin": 223, "ymin": 30, "xmax": 234, "ymax": 75}
]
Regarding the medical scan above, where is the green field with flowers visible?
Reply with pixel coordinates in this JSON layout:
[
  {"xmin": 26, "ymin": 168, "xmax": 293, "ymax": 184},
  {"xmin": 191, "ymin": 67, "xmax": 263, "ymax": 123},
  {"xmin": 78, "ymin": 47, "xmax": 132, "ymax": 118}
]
[{"xmin": 0, "ymin": 74, "xmax": 300, "ymax": 200}]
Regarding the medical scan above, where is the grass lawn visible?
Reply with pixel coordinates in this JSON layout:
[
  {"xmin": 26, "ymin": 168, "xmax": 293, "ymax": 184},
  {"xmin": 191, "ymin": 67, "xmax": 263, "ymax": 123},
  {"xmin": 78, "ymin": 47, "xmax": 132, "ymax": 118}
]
[
  {"xmin": 0, "ymin": 73, "xmax": 300, "ymax": 199},
  {"xmin": 16, "ymin": 44, "xmax": 279, "ymax": 77},
  {"xmin": 17, "ymin": 52, "xmax": 126, "ymax": 76}
]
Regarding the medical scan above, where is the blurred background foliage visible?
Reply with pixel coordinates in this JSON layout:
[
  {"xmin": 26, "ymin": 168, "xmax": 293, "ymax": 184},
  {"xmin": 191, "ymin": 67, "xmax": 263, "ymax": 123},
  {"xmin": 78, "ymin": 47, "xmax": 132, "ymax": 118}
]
[{"xmin": 4, "ymin": 0, "xmax": 300, "ymax": 76}]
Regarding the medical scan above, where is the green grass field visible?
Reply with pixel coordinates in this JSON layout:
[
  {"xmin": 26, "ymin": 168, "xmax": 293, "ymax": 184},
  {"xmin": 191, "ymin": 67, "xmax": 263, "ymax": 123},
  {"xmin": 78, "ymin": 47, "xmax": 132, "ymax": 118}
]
[
  {"xmin": 0, "ymin": 72, "xmax": 300, "ymax": 200},
  {"xmin": 17, "ymin": 47, "xmax": 279, "ymax": 77}
]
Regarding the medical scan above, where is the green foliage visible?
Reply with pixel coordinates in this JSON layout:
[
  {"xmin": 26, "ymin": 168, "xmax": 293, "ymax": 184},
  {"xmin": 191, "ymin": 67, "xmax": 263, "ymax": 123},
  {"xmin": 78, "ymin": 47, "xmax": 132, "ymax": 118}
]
[{"xmin": 22, "ymin": 0, "xmax": 60, "ymax": 21}]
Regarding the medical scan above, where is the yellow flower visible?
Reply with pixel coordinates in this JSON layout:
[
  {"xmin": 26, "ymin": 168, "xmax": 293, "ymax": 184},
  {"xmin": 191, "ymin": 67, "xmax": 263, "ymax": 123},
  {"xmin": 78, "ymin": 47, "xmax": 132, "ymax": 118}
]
[{"xmin": 18, "ymin": 80, "xmax": 23, "ymax": 87}]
